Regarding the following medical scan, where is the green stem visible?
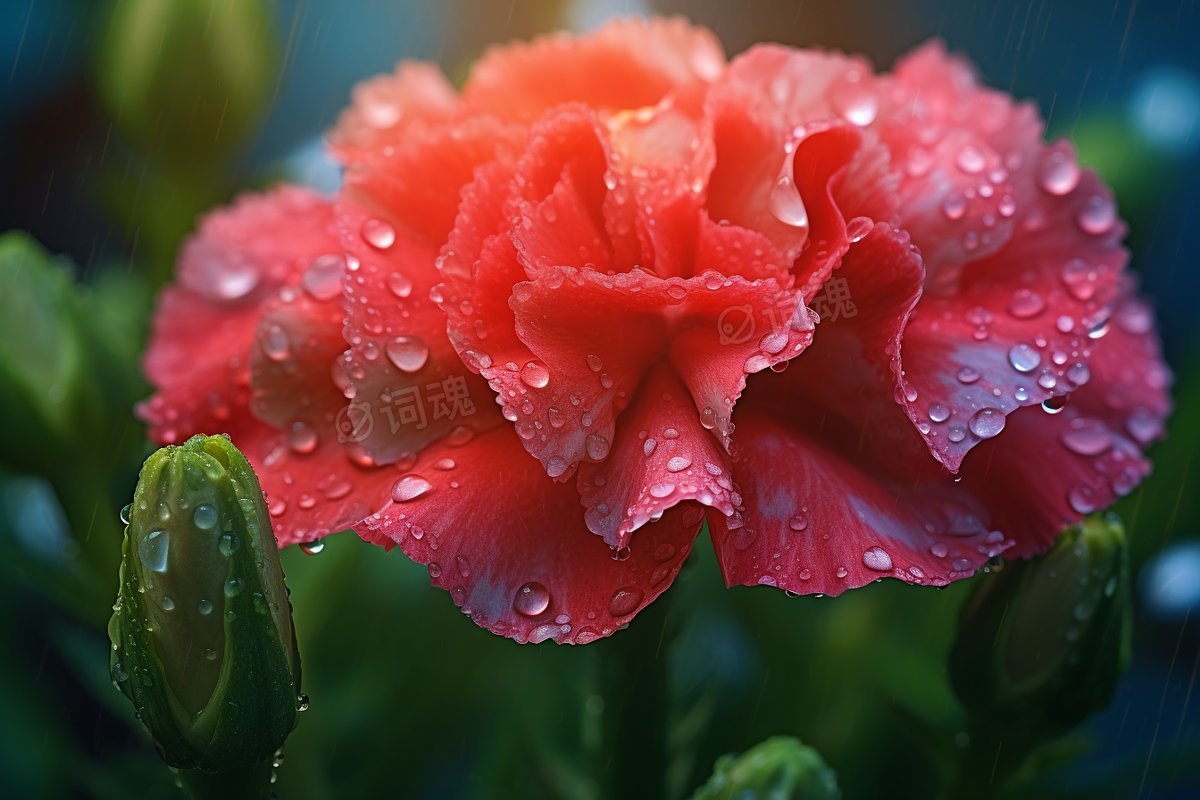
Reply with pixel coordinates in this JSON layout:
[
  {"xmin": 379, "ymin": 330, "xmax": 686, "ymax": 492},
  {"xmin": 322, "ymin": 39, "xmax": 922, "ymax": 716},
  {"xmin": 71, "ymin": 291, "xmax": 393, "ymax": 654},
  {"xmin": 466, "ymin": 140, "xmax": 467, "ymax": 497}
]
[
  {"xmin": 597, "ymin": 591, "xmax": 674, "ymax": 800},
  {"xmin": 175, "ymin": 760, "xmax": 274, "ymax": 800}
]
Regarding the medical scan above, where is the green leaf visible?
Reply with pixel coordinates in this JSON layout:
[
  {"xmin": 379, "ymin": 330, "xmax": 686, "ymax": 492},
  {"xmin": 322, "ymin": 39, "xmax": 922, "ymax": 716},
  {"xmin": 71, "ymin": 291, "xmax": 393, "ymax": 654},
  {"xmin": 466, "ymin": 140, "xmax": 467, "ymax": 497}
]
[{"xmin": 690, "ymin": 736, "xmax": 840, "ymax": 800}]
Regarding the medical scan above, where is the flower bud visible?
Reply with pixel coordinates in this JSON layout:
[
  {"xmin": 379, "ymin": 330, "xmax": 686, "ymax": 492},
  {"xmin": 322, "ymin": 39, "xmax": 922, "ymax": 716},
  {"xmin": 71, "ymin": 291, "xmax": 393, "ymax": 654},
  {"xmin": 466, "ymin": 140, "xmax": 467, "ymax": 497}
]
[
  {"xmin": 108, "ymin": 434, "xmax": 300, "ymax": 772},
  {"xmin": 690, "ymin": 736, "xmax": 840, "ymax": 800},
  {"xmin": 949, "ymin": 516, "xmax": 1131, "ymax": 742},
  {"xmin": 96, "ymin": 0, "xmax": 276, "ymax": 162}
]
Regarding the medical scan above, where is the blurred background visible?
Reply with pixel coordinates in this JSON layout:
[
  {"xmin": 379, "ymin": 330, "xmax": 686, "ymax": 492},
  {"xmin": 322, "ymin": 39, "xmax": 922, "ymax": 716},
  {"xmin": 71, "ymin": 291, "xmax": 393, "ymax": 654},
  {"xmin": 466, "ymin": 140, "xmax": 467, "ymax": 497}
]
[{"xmin": 1, "ymin": 0, "xmax": 1198, "ymax": 797}]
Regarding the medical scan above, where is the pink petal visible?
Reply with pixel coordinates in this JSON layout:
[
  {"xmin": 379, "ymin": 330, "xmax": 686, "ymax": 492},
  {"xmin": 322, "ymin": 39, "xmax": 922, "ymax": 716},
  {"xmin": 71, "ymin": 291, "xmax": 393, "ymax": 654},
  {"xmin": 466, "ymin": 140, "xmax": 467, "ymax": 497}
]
[
  {"xmin": 897, "ymin": 168, "xmax": 1125, "ymax": 471},
  {"xmin": 139, "ymin": 187, "xmax": 338, "ymax": 442},
  {"xmin": 461, "ymin": 17, "xmax": 724, "ymax": 122},
  {"xmin": 577, "ymin": 364, "xmax": 738, "ymax": 549},
  {"xmin": 327, "ymin": 62, "xmax": 460, "ymax": 167},
  {"xmin": 355, "ymin": 426, "xmax": 706, "ymax": 644}
]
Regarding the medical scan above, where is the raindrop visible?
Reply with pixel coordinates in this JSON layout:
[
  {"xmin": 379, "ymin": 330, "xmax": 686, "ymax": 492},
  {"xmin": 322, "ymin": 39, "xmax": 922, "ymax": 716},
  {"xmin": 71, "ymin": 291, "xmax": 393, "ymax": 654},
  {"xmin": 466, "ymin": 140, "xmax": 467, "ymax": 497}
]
[
  {"xmin": 666, "ymin": 456, "xmax": 692, "ymax": 473},
  {"xmin": 845, "ymin": 216, "xmax": 874, "ymax": 243},
  {"xmin": 139, "ymin": 530, "xmax": 170, "ymax": 573},
  {"xmin": 302, "ymin": 254, "xmax": 345, "ymax": 301},
  {"xmin": 1037, "ymin": 151, "xmax": 1080, "ymax": 195},
  {"xmin": 1007, "ymin": 289, "xmax": 1045, "ymax": 319},
  {"xmin": 1008, "ymin": 343, "xmax": 1041, "ymax": 373},
  {"xmin": 968, "ymin": 408, "xmax": 1005, "ymax": 439},
  {"xmin": 862, "ymin": 547, "xmax": 893, "ymax": 572},
  {"xmin": 514, "ymin": 582, "xmax": 551, "ymax": 616},
  {"xmin": 300, "ymin": 539, "xmax": 324, "ymax": 556},
  {"xmin": 608, "ymin": 587, "xmax": 644, "ymax": 617},
  {"xmin": 1060, "ymin": 418, "xmax": 1112, "ymax": 456},
  {"xmin": 119, "ymin": 503, "xmax": 132, "ymax": 525},
  {"xmin": 392, "ymin": 475, "xmax": 433, "ymax": 502},
  {"xmin": 769, "ymin": 175, "xmax": 809, "ymax": 228},
  {"xmin": 193, "ymin": 504, "xmax": 218, "ymax": 530},
  {"xmin": 295, "ymin": 693, "xmax": 310, "ymax": 712},
  {"xmin": 1076, "ymin": 196, "xmax": 1116, "ymax": 234},
  {"xmin": 387, "ymin": 272, "xmax": 413, "ymax": 299},
  {"xmin": 585, "ymin": 434, "xmax": 611, "ymax": 460},
  {"xmin": 361, "ymin": 218, "xmax": 396, "ymax": 250},
  {"xmin": 197, "ymin": 599, "xmax": 214, "ymax": 615},
  {"xmin": 385, "ymin": 336, "xmax": 430, "ymax": 373},
  {"xmin": 519, "ymin": 360, "xmax": 550, "ymax": 388},
  {"xmin": 288, "ymin": 421, "xmax": 318, "ymax": 454},
  {"xmin": 261, "ymin": 324, "xmax": 290, "ymax": 362}
]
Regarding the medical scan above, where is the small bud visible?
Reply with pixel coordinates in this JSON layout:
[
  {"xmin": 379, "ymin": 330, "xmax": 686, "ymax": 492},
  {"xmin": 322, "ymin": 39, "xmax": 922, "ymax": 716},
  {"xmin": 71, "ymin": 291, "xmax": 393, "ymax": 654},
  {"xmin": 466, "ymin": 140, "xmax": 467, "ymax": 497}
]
[
  {"xmin": 950, "ymin": 516, "xmax": 1131, "ymax": 743},
  {"xmin": 108, "ymin": 434, "xmax": 300, "ymax": 773},
  {"xmin": 690, "ymin": 736, "xmax": 840, "ymax": 800},
  {"xmin": 96, "ymin": 0, "xmax": 276, "ymax": 162}
]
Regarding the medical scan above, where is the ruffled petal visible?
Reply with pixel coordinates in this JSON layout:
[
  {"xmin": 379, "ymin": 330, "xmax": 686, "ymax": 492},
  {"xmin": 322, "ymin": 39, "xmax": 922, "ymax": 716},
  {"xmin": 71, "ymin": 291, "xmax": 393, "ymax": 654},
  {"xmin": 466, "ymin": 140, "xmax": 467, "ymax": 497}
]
[
  {"xmin": 461, "ymin": 16, "xmax": 724, "ymax": 122},
  {"xmin": 576, "ymin": 364, "xmax": 737, "ymax": 549},
  {"xmin": 896, "ymin": 168, "xmax": 1125, "ymax": 471},
  {"xmin": 140, "ymin": 187, "xmax": 339, "ymax": 442},
  {"xmin": 355, "ymin": 426, "xmax": 706, "ymax": 644},
  {"xmin": 327, "ymin": 62, "xmax": 460, "ymax": 167},
  {"xmin": 336, "ymin": 122, "xmax": 514, "ymax": 466}
]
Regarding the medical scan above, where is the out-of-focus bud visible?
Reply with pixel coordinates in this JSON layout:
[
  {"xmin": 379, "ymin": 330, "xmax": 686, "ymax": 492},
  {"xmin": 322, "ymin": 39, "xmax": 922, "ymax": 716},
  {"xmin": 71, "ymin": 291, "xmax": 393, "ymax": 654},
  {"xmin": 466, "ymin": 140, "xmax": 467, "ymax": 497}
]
[
  {"xmin": 108, "ymin": 434, "xmax": 301, "ymax": 778},
  {"xmin": 96, "ymin": 0, "xmax": 276, "ymax": 163},
  {"xmin": 950, "ymin": 515, "xmax": 1131, "ymax": 742},
  {"xmin": 690, "ymin": 736, "xmax": 840, "ymax": 800}
]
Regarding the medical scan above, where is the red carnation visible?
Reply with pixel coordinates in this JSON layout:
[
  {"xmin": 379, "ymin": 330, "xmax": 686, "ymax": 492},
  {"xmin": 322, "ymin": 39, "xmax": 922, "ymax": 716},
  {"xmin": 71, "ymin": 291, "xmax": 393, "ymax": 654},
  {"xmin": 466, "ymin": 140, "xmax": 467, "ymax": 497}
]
[{"xmin": 140, "ymin": 18, "xmax": 1171, "ymax": 644}]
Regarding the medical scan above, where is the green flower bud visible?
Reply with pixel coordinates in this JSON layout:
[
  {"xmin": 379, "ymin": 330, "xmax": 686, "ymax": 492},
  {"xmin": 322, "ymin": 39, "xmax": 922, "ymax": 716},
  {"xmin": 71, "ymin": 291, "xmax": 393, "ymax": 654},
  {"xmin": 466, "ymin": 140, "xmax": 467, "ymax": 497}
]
[
  {"xmin": 97, "ymin": 0, "xmax": 276, "ymax": 163},
  {"xmin": 108, "ymin": 434, "xmax": 301, "ymax": 774},
  {"xmin": 950, "ymin": 516, "xmax": 1131, "ymax": 744},
  {"xmin": 690, "ymin": 736, "xmax": 840, "ymax": 800}
]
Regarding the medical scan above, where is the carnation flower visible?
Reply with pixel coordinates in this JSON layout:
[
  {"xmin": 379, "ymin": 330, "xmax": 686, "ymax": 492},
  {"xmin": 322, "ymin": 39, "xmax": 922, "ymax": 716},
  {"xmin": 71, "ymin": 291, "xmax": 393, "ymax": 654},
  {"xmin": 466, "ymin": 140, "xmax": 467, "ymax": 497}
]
[{"xmin": 140, "ymin": 18, "xmax": 1170, "ymax": 644}]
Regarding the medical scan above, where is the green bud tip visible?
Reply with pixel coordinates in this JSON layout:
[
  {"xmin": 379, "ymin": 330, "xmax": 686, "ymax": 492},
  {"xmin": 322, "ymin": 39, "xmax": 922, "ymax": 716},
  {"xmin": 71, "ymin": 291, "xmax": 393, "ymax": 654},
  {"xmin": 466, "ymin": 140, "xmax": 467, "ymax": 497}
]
[
  {"xmin": 691, "ymin": 736, "xmax": 840, "ymax": 800},
  {"xmin": 950, "ymin": 515, "xmax": 1131, "ymax": 742},
  {"xmin": 108, "ymin": 434, "xmax": 301, "ymax": 772}
]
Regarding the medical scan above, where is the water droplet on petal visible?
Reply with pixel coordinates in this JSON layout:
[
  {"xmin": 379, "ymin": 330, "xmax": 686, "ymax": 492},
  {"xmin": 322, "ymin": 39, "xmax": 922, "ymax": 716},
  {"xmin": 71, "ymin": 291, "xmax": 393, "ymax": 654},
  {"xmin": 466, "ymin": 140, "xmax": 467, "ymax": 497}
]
[
  {"xmin": 1038, "ymin": 150, "xmax": 1080, "ymax": 195},
  {"xmin": 387, "ymin": 271, "xmax": 413, "ymax": 299},
  {"xmin": 969, "ymin": 408, "xmax": 1005, "ymax": 439},
  {"xmin": 769, "ymin": 175, "xmax": 809, "ymax": 228},
  {"xmin": 666, "ymin": 456, "xmax": 692, "ymax": 473},
  {"xmin": 1008, "ymin": 289, "xmax": 1045, "ymax": 319},
  {"xmin": 1008, "ymin": 343, "xmax": 1041, "ymax": 373},
  {"xmin": 608, "ymin": 587, "xmax": 644, "ymax": 617},
  {"xmin": 385, "ymin": 336, "xmax": 429, "ymax": 373},
  {"xmin": 288, "ymin": 421, "xmax": 318, "ymax": 454},
  {"xmin": 585, "ymin": 434, "xmax": 610, "ymax": 460},
  {"xmin": 514, "ymin": 582, "xmax": 550, "ymax": 616},
  {"xmin": 1060, "ymin": 418, "xmax": 1112, "ymax": 456},
  {"xmin": 261, "ymin": 324, "xmax": 290, "ymax": 362},
  {"xmin": 1076, "ymin": 195, "xmax": 1116, "ymax": 234},
  {"xmin": 361, "ymin": 218, "xmax": 396, "ymax": 250},
  {"xmin": 519, "ymin": 360, "xmax": 550, "ymax": 388},
  {"xmin": 302, "ymin": 254, "xmax": 345, "ymax": 301},
  {"xmin": 392, "ymin": 474, "xmax": 433, "ymax": 502},
  {"xmin": 845, "ymin": 216, "xmax": 874, "ymax": 243},
  {"xmin": 862, "ymin": 546, "xmax": 893, "ymax": 571}
]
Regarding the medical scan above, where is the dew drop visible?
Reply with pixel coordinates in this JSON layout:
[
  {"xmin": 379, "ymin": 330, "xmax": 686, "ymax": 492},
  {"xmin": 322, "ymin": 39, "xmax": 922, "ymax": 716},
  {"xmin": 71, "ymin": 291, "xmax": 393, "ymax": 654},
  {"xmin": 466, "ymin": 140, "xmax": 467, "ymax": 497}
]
[
  {"xmin": 769, "ymin": 175, "xmax": 809, "ymax": 228},
  {"xmin": 519, "ymin": 360, "xmax": 550, "ymax": 389},
  {"xmin": 361, "ymin": 218, "xmax": 396, "ymax": 250},
  {"xmin": 666, "ymin": 455, "xmax": 692, "ymax": 473},
  {"xmin": 1008, "ymin": 343, "xmax": 1041, "ymax": 373},
  {"xmin": 1037, "ymin": 150, "xmax": 1080, "ymax": 195},
  {"xmin": 385, "ymin": 336, "xmax": 430, "ymax": 373},
  {"xmin": 302, "ymin": 254, "xmax": 345, "ymax": 301},
  {"xmin": 392, "ymin": 475, "xmax": 433, "ymax": 502},
  {"xmin": 1008, "ymin": 289, "xmax": 1045, "ymax": 319},
  {"xmin": 193, "ymin": 504, "xmax": 218, "ymax": 530},
  {"xmin": 608, "ymin": 587, "xmax": 644, "ymax": 617},
  {"xmin": 299, "ymin": 538, "xmax": 324, "ymax": 555},
  {"xmin": 386, "ymin": 271, "xmax": 413, "ymax": 299},
  {"xmin": 288, "ymin": 421, "xmax": 318, "ymax": 454},
  {"xmin": 514, "ymin": 582, "xmax": 551, "ymax": 616},
  {"xmin": 261, "ymin": 324, "xmax": 290, "ymax": 362},
  {"xmin": 968, "ymin": 408, "xmax": 1005, "ymax": 439},
  {"xmin": 862, "ymin": 546, "xmax": 893, "ymax": 571},
  {"xmin": 139, "ymin": 530, "xmax": 169, "ymax": 573}
]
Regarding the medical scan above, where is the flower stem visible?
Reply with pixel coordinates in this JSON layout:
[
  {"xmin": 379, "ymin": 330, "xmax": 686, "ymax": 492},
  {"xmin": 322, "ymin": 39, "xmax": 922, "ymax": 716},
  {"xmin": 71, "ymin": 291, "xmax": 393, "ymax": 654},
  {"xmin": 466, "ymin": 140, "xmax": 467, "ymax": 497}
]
[
  {"xmin": 598, "ymin": 591, "xmax": 674, "ymax": 800},
  {"xmin": 175, "ymin": 760, "xmax": 273, "ymax": 800}
]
